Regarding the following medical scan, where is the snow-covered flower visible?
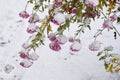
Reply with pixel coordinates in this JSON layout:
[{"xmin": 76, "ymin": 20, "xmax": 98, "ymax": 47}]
[
  {"xmin": 52, "ymin": 13, "xmax": 66, "ymax": 25},
  {"xmin": 84, "ymin": 12, "xmax": 97, "ymax": 18},
  {"xmin": 28, "ymin": 14, "xmax": 39, "ymax": 23},
  {"xmin": 56, "ymin": 35, "xmax": 67, "ymax": 44},
  {"xmin": 110, "ymin": 14, "xmax": 117, "ymax": 22},
  {"xmin": 27, "ymin": 53, "xmax": 39, "ymax": 61},
  {"xmin": 54, "ymin": 1, "xmax": 62, "ymax": 8},
  {"xmin": 49, "ymin": 42, "xmax": 61, "ymax": 51},
  {"xmin": 20, "ymin": 59, "xmax": 33, "ymax": 68},
  {"xmin": 103, "ymin": 20, "xmax": 112, "ymax": 29},
  {"xmin": 85, "ymin": 0, "xmax": 98, "ymax": 8},
  {"xmin": 19, "ymin": 51, "xmax": 28, "ymax": 59},
  {"xmin": 48, "ymin": 33, "xmax": 57, "ymax": 42},
  {"xmin": 71, "ymin": 7, "xmax": 77, "ymax": 14},
  {"xmin": 70, "ymin": 41, "xmax": 82, "ymax": 52},
  {"xmin": 22, "ymin": 42, "xmax": 30, "ymax": 49},
  {"xmin": 27, "ymin": 24, "xmax": 39, "ymax": 34},
  {"xmin": 68, "ymin": 37, "xmax": 74, "ymax": 42},
  {"xmin": 19, "ymin": 50, "xmax": 39, "ymax": 61},
  {"xmin": 19, "ymin": 11, "xmax": 30, "ymax": 18},
  {"xmin": 89, "ymin": 41, "xmax": 101, "ymax": 51}
]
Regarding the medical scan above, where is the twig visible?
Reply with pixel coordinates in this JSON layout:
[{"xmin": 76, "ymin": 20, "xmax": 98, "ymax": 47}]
[{"xmin": 113, "ymin": 26, "xmax": 120, "ymax": 37}]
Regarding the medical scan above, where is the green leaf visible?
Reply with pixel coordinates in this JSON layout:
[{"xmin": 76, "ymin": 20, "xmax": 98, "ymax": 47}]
[
  {"xmin": 87, "ymin": 25, "xmax": 91, "ymax": 30},
  {"xmin": 33, "ymin": 5, "xmax": 39, "ymax": 10},
  {"xmin": 104, "ymin": 62, "xmax": 109, "ymax": 69},
  {"xmin": 117, "ymin": 17, "xmax": 120, "ymax": 23},
  {"xmin": 99, "ymin": 55, "xmax": 107, "ymax": 60},
  {"xmin": 29, "ymin": 0, "xmax": 33, "ymax": 3},
  {"xmin": 97, "ymin": 51, "xmax": 103, "ymax": 56},
  {"xmin": 47, "ymin": 24, "xmax": 52, "ymax": 34},
  {"xmin": 108, "ymin": 64, "xmax": 113, "ymax": 72},
  {"xmin": 57, "ymin": 19, "xmax": 70, "ymax": 32},
  {"xmin": 118, "ymin": 7, "xmax": 120, "ymax": 11}
]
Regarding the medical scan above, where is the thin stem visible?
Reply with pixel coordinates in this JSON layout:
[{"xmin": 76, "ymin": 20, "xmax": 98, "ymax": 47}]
[
  {"xmin": 97, "ymin": 8, "xmax": 108, "ymax": 19},
  {"xmin": 94, "ymin": 28, "xmax": 104, "ymax": 40},
  {"xmin": 74, "ymin": 25, "xmax": 84, "ymax": 39},
  {"xmin": 24, "ymin": 1, "xmax": 29, "ymax": 11},
  {"xmin": 113, "ymin": 26, "xmax": 120, "ymax": 37}
]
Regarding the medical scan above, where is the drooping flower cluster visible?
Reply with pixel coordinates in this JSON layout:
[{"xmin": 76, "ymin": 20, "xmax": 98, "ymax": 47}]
[
  {"xmin": 18, "ymin": 0, "xmax": 120, "ymax": 73},
  {"xmin": 19, "ymin": 50, "xmax": 39, "ymax": 68},
  {"xmin": 48, "ymin": 33, "xmax": 82, "ymax": 52}
]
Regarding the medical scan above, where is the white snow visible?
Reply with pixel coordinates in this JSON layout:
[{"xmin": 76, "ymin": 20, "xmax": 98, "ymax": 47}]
[
  {"xmin": 0, "ymin": 0, "xmax": 120, "ymax": 80},
  {"xmin": 54, "ymin": 13, "xmax": 66, "ymax": 24}
]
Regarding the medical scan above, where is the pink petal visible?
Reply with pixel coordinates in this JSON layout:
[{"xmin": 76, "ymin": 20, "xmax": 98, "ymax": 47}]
[
  {"xmin": 19, "ymin": 51, "xmax": 28, "ymax": 59},
  {"xmin": 19, "ymin": 11, "xmax": 30, "ymax": 19},
  {"xmin": 20, "ymin": 59, "xmax": 33, "ymax": 68},
  {"xmin": 48, "ymin": 33, "xmax": 57, "ymax": 42},
  {"xmin": 49, "ymin": 42, "xmax": 61, "ymax": 51},
  {"xmin": 22, "ymin": 42, "xmax": 30, "ymax": 49},
  {"xmin": 28, "ymin": 14, "xmax": 39, "ymax": 23},
  {"xmin": 70, "ymin": 41, "xmax": 82, "ymax": 52}
]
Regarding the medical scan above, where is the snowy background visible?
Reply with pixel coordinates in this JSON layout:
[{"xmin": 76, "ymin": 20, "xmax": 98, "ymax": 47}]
[{"xmin": 0, "ymin": 0, "xmax": 120, "ymax": 80}]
